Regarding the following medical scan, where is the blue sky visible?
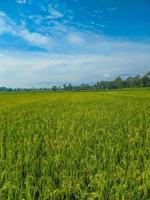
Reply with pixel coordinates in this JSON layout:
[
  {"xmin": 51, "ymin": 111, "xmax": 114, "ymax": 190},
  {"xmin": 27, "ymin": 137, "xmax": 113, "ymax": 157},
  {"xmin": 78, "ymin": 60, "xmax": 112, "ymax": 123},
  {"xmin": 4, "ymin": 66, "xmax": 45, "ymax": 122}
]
[{"xmin": 0, "ymin": 0, "xmax": 150, "ymax": 87}]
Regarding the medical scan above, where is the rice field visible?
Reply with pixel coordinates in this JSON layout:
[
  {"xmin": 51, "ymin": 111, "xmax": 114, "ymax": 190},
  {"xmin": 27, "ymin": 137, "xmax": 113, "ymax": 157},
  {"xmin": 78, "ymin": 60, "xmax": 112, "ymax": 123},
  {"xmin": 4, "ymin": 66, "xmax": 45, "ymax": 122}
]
[{"xmin": 0, "ymin": 89, "xmax": 150, "ymax": 200}]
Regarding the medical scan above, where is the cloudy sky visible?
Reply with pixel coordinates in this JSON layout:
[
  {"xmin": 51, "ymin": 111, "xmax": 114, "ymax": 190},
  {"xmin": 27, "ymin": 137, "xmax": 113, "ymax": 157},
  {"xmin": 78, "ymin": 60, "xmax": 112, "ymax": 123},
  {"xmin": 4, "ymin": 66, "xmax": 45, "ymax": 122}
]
[{"xmin": 0, "ymin": 0, "xmax": 150, "ymax": 87}]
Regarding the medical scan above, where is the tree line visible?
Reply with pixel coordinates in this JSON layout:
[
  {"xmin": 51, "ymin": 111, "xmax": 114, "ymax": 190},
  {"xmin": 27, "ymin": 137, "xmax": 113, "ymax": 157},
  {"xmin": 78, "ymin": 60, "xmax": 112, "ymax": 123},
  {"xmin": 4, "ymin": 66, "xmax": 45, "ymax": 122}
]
[
  {"xmin": 52, "ymin": 71, "xmax": 150, "ymax": 91},
  {"xmin": 0, "ymin": 71, "xmax": 150, "ymax": 92}
]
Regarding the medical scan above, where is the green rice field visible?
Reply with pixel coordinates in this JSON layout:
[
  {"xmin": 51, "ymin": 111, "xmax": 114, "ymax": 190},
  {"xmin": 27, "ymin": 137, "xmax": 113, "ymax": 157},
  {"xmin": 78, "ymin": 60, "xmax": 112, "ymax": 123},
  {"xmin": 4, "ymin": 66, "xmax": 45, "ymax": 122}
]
[{"xmin": 0, "ymin": 89, "xmax": 150, "ymax": 199}]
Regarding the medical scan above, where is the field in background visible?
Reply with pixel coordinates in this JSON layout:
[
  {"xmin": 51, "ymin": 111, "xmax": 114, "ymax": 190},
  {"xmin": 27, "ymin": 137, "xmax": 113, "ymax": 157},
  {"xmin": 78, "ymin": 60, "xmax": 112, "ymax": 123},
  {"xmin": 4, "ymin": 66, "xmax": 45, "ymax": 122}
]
[{"xmin": 0, "ymin": 89, "xmax": 150, "ymax": 199}]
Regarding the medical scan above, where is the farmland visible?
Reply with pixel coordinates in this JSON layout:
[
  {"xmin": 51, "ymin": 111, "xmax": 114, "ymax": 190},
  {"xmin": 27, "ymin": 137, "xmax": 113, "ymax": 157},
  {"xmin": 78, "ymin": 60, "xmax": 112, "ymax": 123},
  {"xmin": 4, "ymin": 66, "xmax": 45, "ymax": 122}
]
[{"xmin": 0, "ymin": 89, "xmax": 150, "ymax": 200}]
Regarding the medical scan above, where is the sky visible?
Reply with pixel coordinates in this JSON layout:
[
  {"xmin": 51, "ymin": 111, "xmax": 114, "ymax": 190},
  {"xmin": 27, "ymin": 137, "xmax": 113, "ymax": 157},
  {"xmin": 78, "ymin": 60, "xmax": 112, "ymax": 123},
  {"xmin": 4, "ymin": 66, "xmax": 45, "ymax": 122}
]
[{"xmin": 0, "ymin": 0, "xmax": 150, "ymax": 88}]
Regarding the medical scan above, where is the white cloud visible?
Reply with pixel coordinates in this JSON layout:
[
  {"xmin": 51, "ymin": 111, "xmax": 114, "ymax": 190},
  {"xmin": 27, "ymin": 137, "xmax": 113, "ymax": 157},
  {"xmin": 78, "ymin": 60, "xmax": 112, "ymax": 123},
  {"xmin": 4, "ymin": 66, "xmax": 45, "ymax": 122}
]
[
  {"xmin": 0, "ymin": 10, "xmax": 150, "ymax": 88},
  {"xmin": 0, "ymin": 49, "xmax": 150, "ymax": 88},
  {"xmin": 19, "ymin": 29, "xmax": 49, "ymax": 46},
  {"xmin": 104, "ymin": 73, "xmax": 111, "ymax": 78},
  {"xmin": 0, "ymin": 11, "xmax": 51, "ymax": 48},
  {"xmin": 68, "ymin": 33, "xmax": 85, "ymax": 44},
  {"xmin": 0, "ymin": 11, "xmax": 14, "ymax": 34},
  {"xmin": 16, "ymin": 0, "xmax": 27, "ymax": 4},
  {"xmin": 48, "ymin": 5, "xmax": 63, "ymax": 19},
  {"xmin": 1, "ymin": 10, "xmax": 150, "ymax": 56}
]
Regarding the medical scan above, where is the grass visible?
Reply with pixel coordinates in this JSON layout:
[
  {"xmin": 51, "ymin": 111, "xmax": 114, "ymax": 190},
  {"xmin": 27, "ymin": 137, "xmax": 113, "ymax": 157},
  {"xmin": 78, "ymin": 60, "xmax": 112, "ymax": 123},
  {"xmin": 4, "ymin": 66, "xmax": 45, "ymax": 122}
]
[{"xmin": 0, "ymin": 89, "xmax": 150, "ymax": 199}]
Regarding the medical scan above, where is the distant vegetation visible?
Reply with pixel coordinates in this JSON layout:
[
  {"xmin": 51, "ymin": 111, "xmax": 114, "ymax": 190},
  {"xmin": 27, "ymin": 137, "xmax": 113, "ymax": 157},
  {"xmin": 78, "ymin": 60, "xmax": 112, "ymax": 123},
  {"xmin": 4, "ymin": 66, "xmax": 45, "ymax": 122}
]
[
  {"xmin": 52, "ymin": 71, "xmax": 150, "ymax": 91},
  {"xmin": 1, "ymin": 71, "xmax": 150, "ymax": 92}
]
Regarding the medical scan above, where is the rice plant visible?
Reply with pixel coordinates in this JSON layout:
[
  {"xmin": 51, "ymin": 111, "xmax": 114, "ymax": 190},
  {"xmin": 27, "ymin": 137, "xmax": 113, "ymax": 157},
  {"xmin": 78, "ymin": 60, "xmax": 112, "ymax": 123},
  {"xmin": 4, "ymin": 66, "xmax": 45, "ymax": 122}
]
[{"xmin": 0, "ymin": 90, "xmax": 150, "ymax": 199}]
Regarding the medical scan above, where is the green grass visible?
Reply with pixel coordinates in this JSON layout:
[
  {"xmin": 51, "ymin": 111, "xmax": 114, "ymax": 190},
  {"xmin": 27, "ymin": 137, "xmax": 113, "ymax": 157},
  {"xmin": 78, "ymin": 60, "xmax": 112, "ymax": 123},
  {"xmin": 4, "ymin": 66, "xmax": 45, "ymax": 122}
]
[{"xmin": 0, "ymin": 89, "xmax": 150, "ymax": 200}]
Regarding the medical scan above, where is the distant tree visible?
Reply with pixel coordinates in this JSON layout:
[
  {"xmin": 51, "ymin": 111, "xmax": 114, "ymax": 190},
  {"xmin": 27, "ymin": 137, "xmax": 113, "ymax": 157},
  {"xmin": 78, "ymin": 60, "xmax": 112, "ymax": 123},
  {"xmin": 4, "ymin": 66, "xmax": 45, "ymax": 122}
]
[
  {"xmin": 142, "ymin": 75, "xmax": 150, "ymax": 87},
  {"xmin": 113, "ymin": 77, "xmax": 123, "ymax": 89},
  {"xmin": 68, "ymin": 83, "xmax": 72, "ymax": 91},
  {"xmin": 63, "ymin": 84, "xmax": 67, "ymax": 90},
  {"xmin": 146, "ymin": 71, "xmax": 150, "ymax": 77},
  {"xmin": 126, "ymin": 76, "xmax": 142, "ymax": 88},
  {"xmin": 58, "ymin": 86, "xmax": 61, "ymax": 90},
  {"xmin": 51, "ymin": 86, "xmax": 57, "ymax": 91},
  {"xmin": 1, "ymin": 71, "xmax": 150, "ymax": 93},
  {"xmin": 126, "ymin": 77, "xmax": 135, "ymax": 88},
  {"xmin": 133, "ymin": 75, "xmax": 142, "ymax": 87}
]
